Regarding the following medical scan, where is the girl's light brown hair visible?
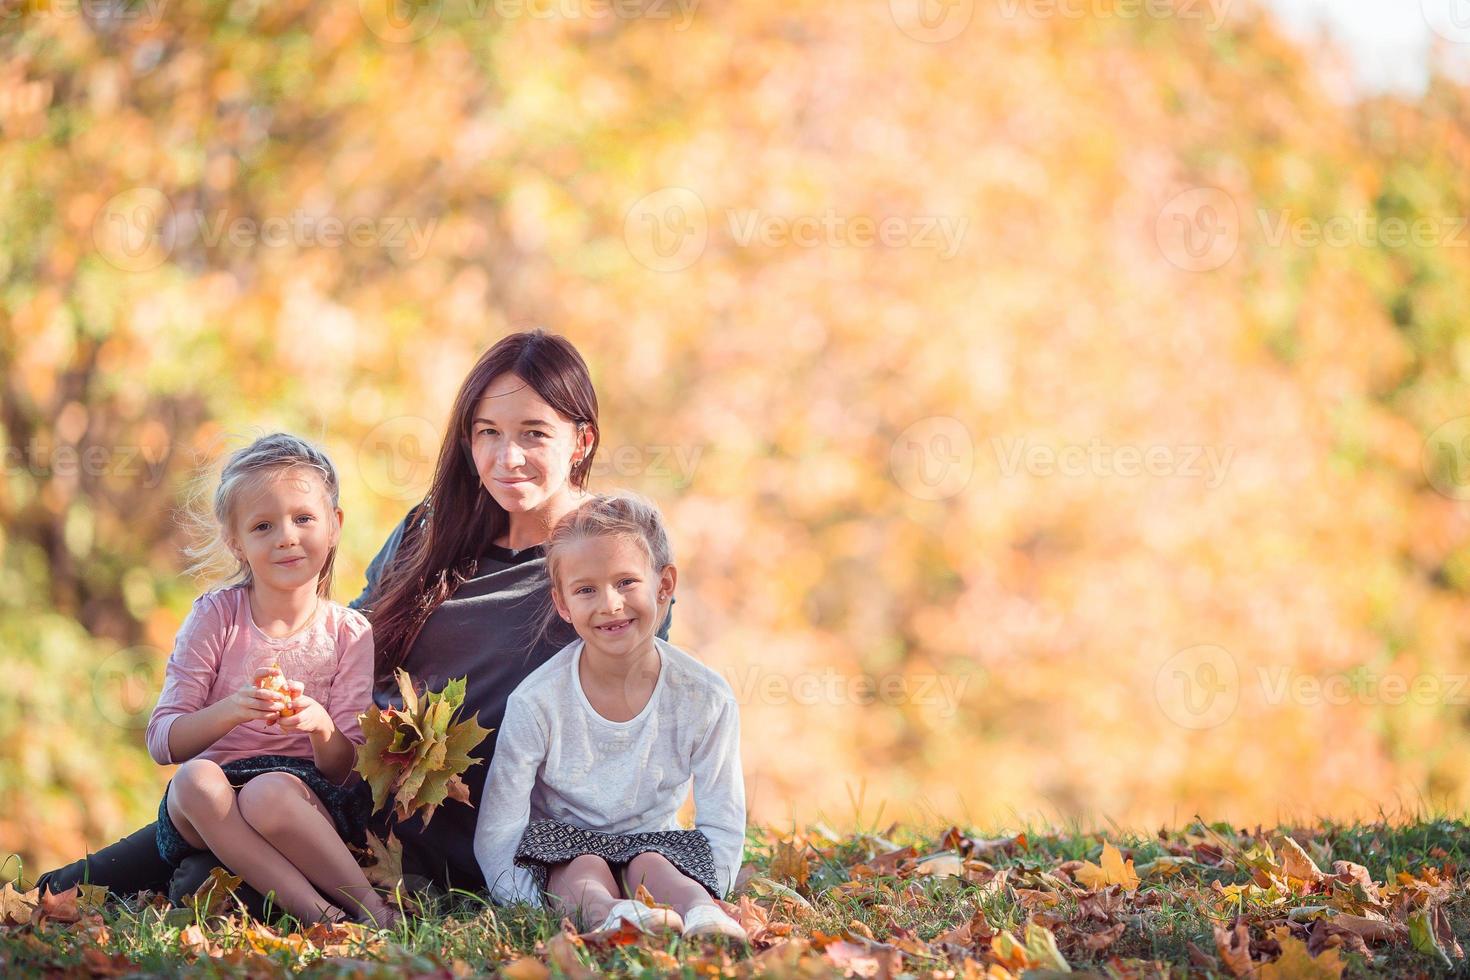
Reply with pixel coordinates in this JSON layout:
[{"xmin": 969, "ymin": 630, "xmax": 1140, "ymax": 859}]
[
  {"xmin": 537, "ymin": 491, "xmax": 675, "ymax": 648},
  {"xmin": 182, "ymin": 431, "xmax": 342, "ymax": 598}
]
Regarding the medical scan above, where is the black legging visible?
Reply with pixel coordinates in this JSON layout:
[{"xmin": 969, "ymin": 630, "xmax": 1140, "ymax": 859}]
[{"xmin": 35, "ymin": 822, "xmax": 271, "ymax": 919}]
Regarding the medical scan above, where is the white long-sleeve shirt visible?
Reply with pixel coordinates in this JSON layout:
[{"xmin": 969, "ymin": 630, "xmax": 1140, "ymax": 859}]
[{"xmin": 473, "ymin": 636, "xmax": 746, "ymax": 906}]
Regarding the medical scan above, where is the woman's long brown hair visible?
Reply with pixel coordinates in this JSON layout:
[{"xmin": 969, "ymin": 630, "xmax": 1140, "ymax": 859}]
[{"xmin": 365, "ymin": 329, "xmax": 600, "ymax": 686}]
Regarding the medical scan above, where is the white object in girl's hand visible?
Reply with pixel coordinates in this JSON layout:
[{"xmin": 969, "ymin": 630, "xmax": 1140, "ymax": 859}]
[
  {"xmin": 594, "ymin": 899, "xmax": 684, "ymax": 935},
  {"xmin": 680, "ymin": 902, "xmax": 748, "ymax": 941}
]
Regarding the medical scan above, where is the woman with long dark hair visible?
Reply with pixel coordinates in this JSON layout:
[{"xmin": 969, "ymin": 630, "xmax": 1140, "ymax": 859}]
[{"xmin": 36, "ymin": 329, "xmax": 674, "ymax": 906}]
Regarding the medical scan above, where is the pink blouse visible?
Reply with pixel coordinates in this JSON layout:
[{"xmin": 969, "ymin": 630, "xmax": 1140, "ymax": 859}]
[{"xmin": 145, "ymin": 585, "xmax": 375, "ymax": 769}]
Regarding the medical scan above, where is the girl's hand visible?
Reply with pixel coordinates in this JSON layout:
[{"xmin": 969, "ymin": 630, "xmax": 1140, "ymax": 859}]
[
  {"xmin": 277, "ymin": 682, "xmax": 335, "ymax": 741},
  {"xmin": 230, "ymin": 668, "xmax": 289, "ymax": 726}
]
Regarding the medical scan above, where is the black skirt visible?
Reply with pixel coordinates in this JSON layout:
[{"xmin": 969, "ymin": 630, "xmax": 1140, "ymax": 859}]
[
  {"xmin": 513, "ymin": 818, "xmax": 722, "ymax": 900},
  {"xmin": 156, "ymin": 754, "xmax": 373, "ymax": 867}
]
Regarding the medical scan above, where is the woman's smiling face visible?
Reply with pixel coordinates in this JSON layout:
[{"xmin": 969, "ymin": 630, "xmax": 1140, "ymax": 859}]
[{"xmin": 469, "ymin": 373, "xmax": 590, "ymax": 514}]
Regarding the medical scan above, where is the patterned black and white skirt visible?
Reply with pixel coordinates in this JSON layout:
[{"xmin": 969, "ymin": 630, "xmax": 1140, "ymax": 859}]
[
  {"xmin": 156, "ymin": 754, "xmax": 372, "ymax": 867},
  {"xmin": 513, "ymin": 818, "xmax": 721, "ymax": 900}
]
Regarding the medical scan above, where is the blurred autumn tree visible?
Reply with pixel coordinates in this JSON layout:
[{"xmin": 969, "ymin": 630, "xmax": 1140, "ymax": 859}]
[{"xmin": 4, "ymin": 0, "xmax": 1470, "ymax": 872}]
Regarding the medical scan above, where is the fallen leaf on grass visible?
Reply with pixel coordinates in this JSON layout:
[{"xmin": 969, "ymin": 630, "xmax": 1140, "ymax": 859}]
[
  {"xmin": 32, "ymin": 884, "xmax": 80, "ymax": 925},
  {"xmin": 546, "ymin": 926, "xmax": 599, "ymax": 980},
  {"xmin": 76, "ymin": 883, "xmax": 109, "ymax": 914},
  {"xmin": 1259, "ymin": 928, "xmax": 1343, "ymax": 979},
  {"xmin": 189, "ymin": 866, "xmax": 242, "ymax": 918},
  {"xmin": 500, "ymin": 955, "xmax": 551, "ymax": 979},
  {"xmin": 0, "ymin": 882, "xmax": 38, "ymax": 926},
  {"xmin": 1214, "ymin": 919, "xmax": 1255, "ymax": 978},
  {"xmin": 360, "ymin": 829, "xmax": 405, "ymax": 890},
  {"xmin": 825, "ymin": 939, "xmax": 900, "ymax": 978},
  {"xmin": 1274, "ymin": 836, "xmax": 1325, "ymax": 890},
  {"xmin": 990, "ymin": 923, "xmax": 1070, "ymax": 974},
  {"xmin": 1409, "ymin": 906, "xmax": 1463, "ymax": 968},
  {"xmin": 178, "ymin": 923, "xmax": 219, "ymax": 957},
  {"xmin": 1079, "ymin": 921, "xmax": 1127, "ymax": 953},
  {"xmin": 79, "ymin": 947, "xmax": 138, "ymax": 977},
  {"xmin": 744, "ymin": 875, "xmax": 815, "ymax": 912},
  {"xmin": 769, "ymin": 840, "xmax": 810, "ymax": 891},
  {"xmin": 1285, "ymin": 906, "xmax": 1401, "ymax": 944},
  {"xmin": 912, "ymin": 852, "xmax": 964, "ymax": 877},
  {"xmin": 1075, "ymin": 842, "xmax": 1140, "ymax": 892}
]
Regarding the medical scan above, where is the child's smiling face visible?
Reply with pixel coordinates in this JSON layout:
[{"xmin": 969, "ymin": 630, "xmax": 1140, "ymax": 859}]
[
  {"xmin": 551, "ymin": 534, "xmax": 676, "ymax": 661},
  {"xmin": 227, "ymin": 466, "xmax": 342, "ymax": 594}
]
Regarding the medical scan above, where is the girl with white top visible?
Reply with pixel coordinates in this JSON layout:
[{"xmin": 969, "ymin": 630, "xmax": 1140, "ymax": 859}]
[{"xmin": 473, "ymin": 492, "xmax": 748, "ymax": 940}]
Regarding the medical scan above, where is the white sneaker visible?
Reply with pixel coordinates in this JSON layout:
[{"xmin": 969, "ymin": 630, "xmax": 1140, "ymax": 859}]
[
  {"xmin": 594, "ymin": 899, "xmax": 684, "ymax": 934},
  {"xmin": 680, "ymin": 903, "xmax": 748, "ymax": 941}
]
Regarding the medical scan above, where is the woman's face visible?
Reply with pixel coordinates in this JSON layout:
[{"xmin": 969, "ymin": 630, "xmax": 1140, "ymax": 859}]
[{"xmin": 469, "ymin": 373, "xmax": 590, "ymax": 514}]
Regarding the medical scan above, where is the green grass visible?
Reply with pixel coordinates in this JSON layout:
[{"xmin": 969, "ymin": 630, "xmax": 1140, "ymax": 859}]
[{"xmin": 3, "ymin": 813, "xmax": 1468, "ymax": 977}]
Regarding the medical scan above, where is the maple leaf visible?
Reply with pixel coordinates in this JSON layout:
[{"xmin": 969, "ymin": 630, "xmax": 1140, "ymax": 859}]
[
  {"xmin": 76, "ymin": 883, "xmax": 109, "ymax": 914},
  {"xmin": 189, "ymin": 867, "xmax": 242, "ymax": 918},
  {"xmin": 1214, "ymin": 919, "xmax": 1256, "ymax": 978},
  {"xmin": 770, "ymin": 840, "xmax": 810, "ymax": 891},
  {"xmin": 354, "ymin": 671, "xmax": 492, "ymax": 827},
  {"xmin": 360, "ymin": 829, "xmax": 405, "ymax": 890},
  {"xmin": 355, "ymin": 707, "xmax": 403, "ymax": 813},
  {"xmin": 1075, "ymin": 841, "xmax": 1141, "ymax": 892},
  {"xmin": 1274, "ymin": 836, "xmax": 1325, "ymax": 890},
  {"xmin": 32, "ymin": 884, "xmax": 81, "ymax": 925},
  {"xmin": 0, "ymin": 882, "xmax": 38, "ymax": 927},
  {"xmin": 1259, "ymin": 927, "xmax": 1344, "ymax": 979},
  {"xmin": 178, "ymin": 923, "xmax": 218, "ymax": 958}
]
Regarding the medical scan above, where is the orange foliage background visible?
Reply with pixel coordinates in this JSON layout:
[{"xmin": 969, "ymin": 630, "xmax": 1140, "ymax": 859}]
[{"xmin": 3, "ymin": 0, "xmax": 1470, "ymax": 872}]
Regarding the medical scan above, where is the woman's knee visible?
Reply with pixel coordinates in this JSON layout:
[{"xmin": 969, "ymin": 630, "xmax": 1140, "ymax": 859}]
[
  {"xmin": 236, "ymin": 772, "xmax": 308, "ymax": 835},
  {"xmin": 170, "ymin": 759, "xmax": 230, "ymax": 815}
]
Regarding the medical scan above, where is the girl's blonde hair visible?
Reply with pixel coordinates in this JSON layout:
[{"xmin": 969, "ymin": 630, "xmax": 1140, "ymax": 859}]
[
  {"xmin": 539, "ymin": 491, "xmax": 674, "ymax": 645},
  {"xmin": 182, "ymin": 431, "xmax": 342, "ymax": 598}
]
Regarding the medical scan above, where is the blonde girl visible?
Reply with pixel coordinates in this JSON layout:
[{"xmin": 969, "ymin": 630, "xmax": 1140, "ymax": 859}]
[{"xmin": 145, "ymin": 432, "xmax": 395, "ymax": 926}]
